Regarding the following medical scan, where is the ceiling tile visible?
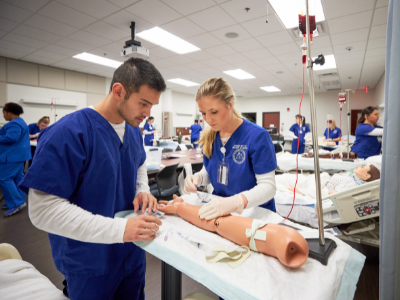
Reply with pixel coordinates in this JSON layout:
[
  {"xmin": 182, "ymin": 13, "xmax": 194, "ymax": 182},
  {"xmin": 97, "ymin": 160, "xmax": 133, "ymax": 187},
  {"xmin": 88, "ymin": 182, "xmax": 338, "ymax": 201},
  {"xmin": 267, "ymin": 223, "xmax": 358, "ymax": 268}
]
[
  {"xmin": 167, "ymin": 65, "xmax": 192, "ymax": 72},
  {"xmin": 103, "ymin": 10, "xmax": 153, "ymax": 33},
  {"xmin": 242, "ymin": 48, "xmax": 272, "ymax": 60},
  {"xmin": 31, "ymin": 49, "xmax": 68, "ymax": 60},
  {"xmin": 43, "ymin": 44, "xmax": 81, "ymax": 57},
  {"xmin": 50, "ymin": 60, "xmax": 83, "ymax": 70},
  {"xmin": 335, "ymin": 50, "xmax": 365, "ymax": 62},
  {"xmin": 241, "ymin": 14, "xmax": 285, "ymax": 37},
  {"xmin": 0, "ymin": 18, "xmax": 20, "ymax": 32},
  {"xmin": 3, "ymin": 0, "xmax": 52, "ymax": 12},
  {"xmin": 308, "ymin": 35, "xmax": 332, "ymax": 49},
  {"xmin": 167, "ymin": 55, "xmax": 194, "ymax": 65},
  {"xmin": 69, "ymin": 31, "xmax": 112, "ymax": 47},
  {"xmin": 88, "ymin": 48, "xmax": 123, "ymax": 60},
  {"xmin": 333, "ymin": 40, "xmax": 367, "ymax": 54},
  {"xmin": 327, "ymin": 10, "xmax": 373, "ymax": 35},
  {"xmin": 220, "ymin": 53, "xmax": 248, "ymax": 64},
  {"xmin": 85, "ymin": 21, "xmax": 129, "ymax": 41},
  {"xmin": 61, "ymin": 57, "xmax": 93, "ymax": 67},
  {"xmin": 55, "ymin": 38, "xmax": 95, "ymax": 52},
  {"xmin": 106, "ymin": 0, "xmax": 141, "ymax": 8},
  {"xmin": 0, "ymin": 47, "xmax": 28, "ymax": 59},
  {"xmin": 0, "ymin": 39, "xmax": 38, "ymax": 54},
  {"xmin": 0, "ymin": 30, "xmax": 7, "ymax": 38},
  {"xmin": 125, "ymin": 0, "xmax": 182, "ymax": 26},
  {"xmin": 268, "ymin": 42, "xmax": 299, "ymax": 56},
  {"xmin": 331, "ymin": 28, "xmax": 369, "ymax": 45},
  {"xmin": 369, "ymin": 24, "xmax": 387, "ymax": 39},
  {"xmin": 22, "ymin": 54, "xmax": 59, "ymax": 65},
  {"xmin": 183, "ymin": 61, "xmax": 209, "ymax": 70},
  {"xmin": 376, "ymin": 0, "xmax": 389, "ymax": 8},
  {"xmin": 322, "ymin": 0, "xmax": 375, "ymax": 20},
  {"xmin": 372, "ymin": 6, "xmax": 388, "ymax": 26},
  {"xmin": 220, "ymin": 0, "xmax": 272, "ymax": 23},
  {"xmin": 183, "ymin": 50, "xmax": 215, "ymax": 61},
  {"xmin": 161, "ymin": 0, "xmax": 216, "ymax": 15},
  {"xmin": 232, "ymin": 60, "xmax": 259, "ymax": 69},
  {"xmin": 275, "ymin": 52, "xmax": 301, "ymax": 64},
  {"xmin": 210, "ymin": 25, "xmax": 252, "ymax": 43},
  {"xmin": 12, "ymin": 24, "xmax": 63, "ymax": 43},
  {"xmin": 0, "ymin": 2, "xmax": 33, "ymax": 23},
  {"xmin": 186, "ymin": 33, "xmax": 223, "ymax": 49},
  {"xmin": 160, "ymin": 18, "xmax": 205, "ymax": 39},
  {"xmin": 256, "ymin": 31, "xmax": 293, "ymax": 48},
  {"xmin": 24, "ymin": 14, "xmax": 78, "ymax": 36},
  {"xmin": 149, "ymin": 46, "xmax": 176, "ymax": 58},
  {"xmin": 367, "ymin": 37, "xmax": 386, "ymax": 49},
  {"xmin": 204, "ymin": 44, "xmax": 237, "ymax": 56},
  {"xmin": 202, "ymin": 57, "xmax": 229, "ymax": 67},
  {"xmin": 213, "ymin": 63, "xmax": 236, "ymax": 71},
  {"xmin": 57, "ymin": 0, "xmax": 120, "ymax": 19},
  {"xmin": 189, "ymin": 6, "xmax": 237, "ymax": 31},
  {"xmin": 3, "ymin": 33, "xmax": 49, "ymax": 49},
  {"xmin": 227, "ymin": 38, "xmax": 263, "ymax": 52},
  {"xmin": 365, "ymin": 47, "xmax": 386, "ymax": 58},
  {"xmin": 197, "ymin": 67, "xmax": 220, "ymax": 75},
  {"xmin": 38, "ymin": 2, "xmax": 97, "ymax": 29},
  {"xmin": 253, "ymin": 56, "xmax": 280, "ymax": 67}
]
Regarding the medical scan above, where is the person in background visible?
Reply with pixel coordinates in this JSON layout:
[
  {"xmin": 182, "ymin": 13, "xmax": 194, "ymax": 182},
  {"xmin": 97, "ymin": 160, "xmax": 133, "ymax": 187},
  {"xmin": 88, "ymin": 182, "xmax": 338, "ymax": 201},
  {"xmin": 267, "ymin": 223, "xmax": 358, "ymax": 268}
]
[
  {"xmin": 289, "ymin": 114, "xmax": 310, "ymax": 154},
  {"xmin": 0, "ymin": 102, "xmax": 31, "ymax": 217},
  {"xmin": 190, "ymin": 120, "xmax": 202, "ymax": 149},
  {"xmin": 351, "ymin": 106, "xmax": 383, "ymax": 159},
  {"xmin": 29, "ymin": 116, "xmax": 50, "ymax": 140},
  {"xmin": 143, "ymin": 116, "xmax": 155, "ymax": 146},
  {"xmin": 323, "ymin": 118, "xmax": 342, "ymax": 150}
]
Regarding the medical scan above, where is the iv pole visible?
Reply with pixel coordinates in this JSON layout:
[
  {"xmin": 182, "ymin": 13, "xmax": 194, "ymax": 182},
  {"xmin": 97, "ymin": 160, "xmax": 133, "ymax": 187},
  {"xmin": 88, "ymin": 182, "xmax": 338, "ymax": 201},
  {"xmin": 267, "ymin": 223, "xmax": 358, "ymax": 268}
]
[{"xmin": 345, "ymin": 89, "xmax": 352, "ymax": 157}]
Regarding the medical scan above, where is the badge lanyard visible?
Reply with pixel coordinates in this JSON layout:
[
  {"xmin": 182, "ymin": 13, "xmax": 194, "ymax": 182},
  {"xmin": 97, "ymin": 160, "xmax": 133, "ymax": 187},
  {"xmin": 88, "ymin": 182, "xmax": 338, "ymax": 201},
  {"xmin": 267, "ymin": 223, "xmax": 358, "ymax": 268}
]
[{"xmin": 217, "ymin": 146, "xmax": 229, "ymax": 186}]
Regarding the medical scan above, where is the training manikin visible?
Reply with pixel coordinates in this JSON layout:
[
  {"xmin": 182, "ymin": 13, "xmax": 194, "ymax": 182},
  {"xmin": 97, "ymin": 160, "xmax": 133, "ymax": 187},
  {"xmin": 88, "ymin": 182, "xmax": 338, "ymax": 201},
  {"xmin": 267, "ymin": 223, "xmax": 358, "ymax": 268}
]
[{"xmin": 157, "ymin": 196, "xmax": 309, "ymax": 268}]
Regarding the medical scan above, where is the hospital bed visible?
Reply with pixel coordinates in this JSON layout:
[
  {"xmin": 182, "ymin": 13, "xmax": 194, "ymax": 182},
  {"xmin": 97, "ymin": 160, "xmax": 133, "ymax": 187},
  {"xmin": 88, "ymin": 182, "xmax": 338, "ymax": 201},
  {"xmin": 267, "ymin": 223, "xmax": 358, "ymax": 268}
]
[{"xmin": 116, "ymin": 193, "xmax": 365, "ymax": 300}]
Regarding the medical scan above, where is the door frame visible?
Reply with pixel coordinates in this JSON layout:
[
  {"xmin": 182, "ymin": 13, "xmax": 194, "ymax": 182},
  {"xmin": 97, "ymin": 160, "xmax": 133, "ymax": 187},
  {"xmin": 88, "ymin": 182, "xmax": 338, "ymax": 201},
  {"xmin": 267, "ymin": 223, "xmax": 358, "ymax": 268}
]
[
  {"xmin": 351, "ymin": 109, "xmax": 363, "ymax": 135},
  {"xmin": 262, "ymin": 112, "xmax": 280, "ymax": 132},
  {"xmin": 242, "ymin": 112, "xmax": 257, "ymax": 124}
]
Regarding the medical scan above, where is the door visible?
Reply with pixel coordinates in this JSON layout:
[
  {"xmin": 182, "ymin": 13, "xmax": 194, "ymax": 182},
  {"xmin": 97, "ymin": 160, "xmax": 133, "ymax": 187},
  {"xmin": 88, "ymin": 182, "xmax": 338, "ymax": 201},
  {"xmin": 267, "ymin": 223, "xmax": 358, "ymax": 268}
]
[
  {"xmin": 263, "ymin": 112, "xmax": 280, "ymax": 133},
  {"xmin": 351, "ymin": 109, "xmax": 363, "ymax": 135},
  {"xmin": 242, "ymin": 112, "xmax": 256, "ymax": 124}
]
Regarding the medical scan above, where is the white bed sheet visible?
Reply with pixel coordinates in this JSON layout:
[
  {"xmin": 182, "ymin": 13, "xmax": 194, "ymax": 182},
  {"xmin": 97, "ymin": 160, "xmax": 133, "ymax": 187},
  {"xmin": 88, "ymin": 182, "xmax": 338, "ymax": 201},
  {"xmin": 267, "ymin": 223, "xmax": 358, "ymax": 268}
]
[{"xmin": 115, "ymin": 193, "xmax": 365, "ymax": 300}]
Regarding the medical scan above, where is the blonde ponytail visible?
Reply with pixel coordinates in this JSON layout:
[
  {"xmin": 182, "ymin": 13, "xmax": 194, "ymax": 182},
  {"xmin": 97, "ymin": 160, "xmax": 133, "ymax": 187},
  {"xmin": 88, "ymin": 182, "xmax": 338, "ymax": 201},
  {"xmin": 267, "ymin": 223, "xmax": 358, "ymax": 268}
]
[{"xmin": 196, "ymin": 78, "xmax": 245, "ymax": 158}]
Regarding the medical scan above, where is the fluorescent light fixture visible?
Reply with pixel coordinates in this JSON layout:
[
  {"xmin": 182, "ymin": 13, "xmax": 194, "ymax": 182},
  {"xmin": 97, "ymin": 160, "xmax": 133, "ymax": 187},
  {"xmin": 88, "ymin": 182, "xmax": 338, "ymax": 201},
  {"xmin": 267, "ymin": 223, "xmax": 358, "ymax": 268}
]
[
  {"xmin": 73, "ymin": 52, "xmax": 122, "ymax": 68},
  {"xmin": 260, "ymin": 86, "xmax": 281, "ymax": 92},
  {"xmin": 137, "ymin": 27, "xmax": 200, "ymax": 54},
  {"xmin": 223, "ymin": 69, "xmax": 255, "ymax": 80},
  {"xmin": 269, "ymin": 0, "xmax": 325, "ymax": 29},
  {"xmin": 168, "ymin": 78, "xmax": 199, "ymax": 87},
  {"xmin": 313, "ymin": 55, "xmax": 337, "ymax": 71}
]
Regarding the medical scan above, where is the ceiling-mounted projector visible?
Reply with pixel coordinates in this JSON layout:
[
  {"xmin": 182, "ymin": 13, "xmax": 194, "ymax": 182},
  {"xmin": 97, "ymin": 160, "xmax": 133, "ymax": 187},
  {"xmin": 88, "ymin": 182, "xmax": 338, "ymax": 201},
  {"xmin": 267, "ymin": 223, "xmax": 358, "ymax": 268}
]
[{"xmin": 121, "ymin": 22, "xmax": 149, "ymax": 58}]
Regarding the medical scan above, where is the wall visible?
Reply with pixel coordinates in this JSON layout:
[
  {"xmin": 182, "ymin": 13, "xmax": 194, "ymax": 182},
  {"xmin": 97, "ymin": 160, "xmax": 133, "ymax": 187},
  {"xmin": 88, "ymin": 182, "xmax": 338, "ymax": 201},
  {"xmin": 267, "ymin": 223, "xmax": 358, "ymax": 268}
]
[
  {"xmin": 236, "ymin": 89, "xmax": 379, "ymax": 136},
  {"xmin": 374, "ymin": 73, "xmax": 385, "ymax": 127},
  {"xmin": 171, "ymin": 91, "xmax": 197, "ymax": 127}
]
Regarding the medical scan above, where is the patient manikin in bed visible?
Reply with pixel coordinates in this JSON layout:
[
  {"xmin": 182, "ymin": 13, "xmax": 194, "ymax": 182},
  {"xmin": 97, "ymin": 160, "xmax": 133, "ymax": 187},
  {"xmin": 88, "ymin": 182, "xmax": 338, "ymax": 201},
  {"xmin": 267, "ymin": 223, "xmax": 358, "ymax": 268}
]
[
  {"xmin": 282, "ymin": 165, "xmax": 381, "ymax": 197},
  {"xmin": 157, "ymin": 196, "xmax": 309, "ymax": 268}
]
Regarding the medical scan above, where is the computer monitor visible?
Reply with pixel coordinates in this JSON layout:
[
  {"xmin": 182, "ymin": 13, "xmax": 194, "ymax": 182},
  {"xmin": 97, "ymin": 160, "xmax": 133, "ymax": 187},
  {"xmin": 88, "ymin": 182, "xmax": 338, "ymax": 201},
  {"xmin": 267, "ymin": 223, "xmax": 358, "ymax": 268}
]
[{"xmin": 267, "ymin": 127, "xmax": 277, "ymax": 134}]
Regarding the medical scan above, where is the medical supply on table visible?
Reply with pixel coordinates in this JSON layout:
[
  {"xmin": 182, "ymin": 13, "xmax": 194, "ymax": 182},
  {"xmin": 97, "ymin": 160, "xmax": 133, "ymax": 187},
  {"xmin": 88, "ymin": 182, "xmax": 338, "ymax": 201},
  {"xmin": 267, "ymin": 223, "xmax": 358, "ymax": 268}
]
[
  {"xmin": 205, "ymin": 245, "xmax": 250, "ymax": 268},
  {"xmin": 196, "ymin": 191, "xmax": 211, "ymax": 203},
  {"xmin": 145, "ymin": 147, "xmax": 162, "ymax": 170},
  {"xmin": 144, "ymin": 210, "xmax": 165, "ymax": 219}
]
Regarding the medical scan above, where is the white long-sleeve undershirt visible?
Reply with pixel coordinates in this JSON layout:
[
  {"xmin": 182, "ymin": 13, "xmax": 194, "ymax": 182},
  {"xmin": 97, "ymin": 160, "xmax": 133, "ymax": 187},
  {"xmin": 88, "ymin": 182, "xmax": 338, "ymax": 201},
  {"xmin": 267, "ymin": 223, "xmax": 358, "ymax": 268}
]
[
  {"xmin": 198, "ymin": 166, "xmax": 276, "ymax": 208},
  {"xmin": 143, "ymin": 129, "xmax": 153, "ymax": 135},
  {"xmin": 367, "ymin": 128, "xmax": 383, "ymax": 136}
]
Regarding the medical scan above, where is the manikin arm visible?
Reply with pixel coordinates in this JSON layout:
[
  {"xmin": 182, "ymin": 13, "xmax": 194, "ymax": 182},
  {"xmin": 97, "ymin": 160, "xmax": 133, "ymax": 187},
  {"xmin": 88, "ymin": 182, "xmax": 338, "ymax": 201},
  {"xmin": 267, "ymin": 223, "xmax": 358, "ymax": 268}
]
[{"xmin": 158, "ymin": 196, "xmax": 309, "ymax": 268}]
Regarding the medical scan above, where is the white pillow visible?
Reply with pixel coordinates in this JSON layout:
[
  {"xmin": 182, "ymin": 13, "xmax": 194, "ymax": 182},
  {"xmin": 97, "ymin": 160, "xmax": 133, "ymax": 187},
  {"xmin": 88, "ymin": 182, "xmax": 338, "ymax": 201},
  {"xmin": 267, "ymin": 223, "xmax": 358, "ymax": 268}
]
[{"xmin": 365, "ymin": 155, "xmax": 382, "ymax": 171}]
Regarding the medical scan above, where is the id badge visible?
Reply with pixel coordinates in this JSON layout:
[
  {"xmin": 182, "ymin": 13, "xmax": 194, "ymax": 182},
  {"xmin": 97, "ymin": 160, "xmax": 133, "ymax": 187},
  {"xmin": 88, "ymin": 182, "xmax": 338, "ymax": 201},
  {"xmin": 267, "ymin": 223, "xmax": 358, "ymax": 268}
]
[{"xmin": 217, "ymin": 161, "xmax": 229, "ymax": 186}]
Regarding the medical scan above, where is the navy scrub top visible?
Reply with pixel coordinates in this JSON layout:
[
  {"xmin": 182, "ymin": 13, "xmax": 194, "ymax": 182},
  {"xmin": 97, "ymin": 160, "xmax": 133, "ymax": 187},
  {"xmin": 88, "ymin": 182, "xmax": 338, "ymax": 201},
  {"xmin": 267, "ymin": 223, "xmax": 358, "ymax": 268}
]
[
  {"xmin": 28, "ymin": 123, "xmax": 41, "ymax": 140},
  {"xmin": 19, "ymin": 108, "xmax": 146, "ymax": 277},
  {"xmin": 0, "ymin": 117, "xmax": 31, "ymax": 163},
  {"xmin": 351, "ymin": 123, "xmax": 383, "ymax": 159},
  {"xmin": 203, "ymin": 119, "xmax": 277, "ymax": 208},
  {"xmin": 144, "ymin": 122, "xmax": 154, "ymax": 144},
  {"xmin": 190, "ymin": 124, "xmax": 202, "ymax": 139}
]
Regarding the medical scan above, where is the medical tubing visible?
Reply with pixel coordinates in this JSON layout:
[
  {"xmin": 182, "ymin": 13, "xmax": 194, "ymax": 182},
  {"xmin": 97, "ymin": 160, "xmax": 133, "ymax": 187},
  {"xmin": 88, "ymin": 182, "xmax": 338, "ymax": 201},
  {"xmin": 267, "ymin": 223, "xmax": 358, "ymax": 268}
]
[{"xmin": 283, "ymin": 63, "xmax": 305, "ymax": 222}]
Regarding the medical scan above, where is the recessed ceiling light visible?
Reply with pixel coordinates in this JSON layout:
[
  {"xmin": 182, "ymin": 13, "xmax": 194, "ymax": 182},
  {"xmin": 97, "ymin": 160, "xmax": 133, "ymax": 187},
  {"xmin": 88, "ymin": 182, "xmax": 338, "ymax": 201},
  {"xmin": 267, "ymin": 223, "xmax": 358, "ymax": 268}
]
[
  {"xmin": 223, "ymin": 69, "xmax": 255, "ymax": 80},
  {"xmin": 73, "ymin": 52, "xmax": 122, "ymax": 68},
  {"xmin": 313, "ymin": 54, "xmax": 337, "ymax": 71},
  {"xmin": 268, "ymin": 0, "xmax": 325, "ymax": 29},
  {"xmin": 168, "ymin": 78, "xmax": 199, "ymax": 87},
  {"xmin": 137, "ymin": 27, "xmax": 200, "ymax": 54},
  {"xmin": 225, "ymin": 32, "xmax": 239, "ymax": 38},
  {"xmin": 260, "ymin": 86, "xmax": 281, "ymax": 92}
]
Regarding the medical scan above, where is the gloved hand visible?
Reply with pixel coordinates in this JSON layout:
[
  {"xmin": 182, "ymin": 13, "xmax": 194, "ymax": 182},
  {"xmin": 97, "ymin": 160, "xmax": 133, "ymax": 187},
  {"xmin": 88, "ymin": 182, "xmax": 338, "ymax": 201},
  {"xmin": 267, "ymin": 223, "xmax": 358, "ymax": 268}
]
[
  {"xmin": 184, "ymin": 173, "xmax": 203, "ymax": 194},
  {"xmin": 198, "ymin": 194, "xmax": 244, "ymax": 220}
]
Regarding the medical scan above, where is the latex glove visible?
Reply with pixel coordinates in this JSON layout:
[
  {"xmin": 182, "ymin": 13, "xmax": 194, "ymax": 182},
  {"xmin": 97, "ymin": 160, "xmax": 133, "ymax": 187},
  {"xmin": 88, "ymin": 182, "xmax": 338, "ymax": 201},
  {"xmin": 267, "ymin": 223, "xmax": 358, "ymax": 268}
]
[
  {"xmin": 184, "ymin": 173, "xmax": 202, "ymax": 194},
  {"xmin": 198, "ymin": 194, "xmax": 244, "ymax": 220},
  {"xmin": 35, "ymin": 132, "xmax": 40, "ymax": 137}
]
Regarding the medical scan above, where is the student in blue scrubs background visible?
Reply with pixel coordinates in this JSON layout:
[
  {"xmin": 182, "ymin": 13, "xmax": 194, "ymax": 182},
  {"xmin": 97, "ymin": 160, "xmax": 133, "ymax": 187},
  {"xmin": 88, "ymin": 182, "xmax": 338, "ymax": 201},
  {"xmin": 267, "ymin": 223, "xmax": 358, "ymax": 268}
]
[
  {"xmin": 183, "ymin": 78, "xmax": 277, "ymax": 219},
  {"xmin": 19, "ymin": 58, "xmax": 166, "ymax": 300},
  {"xmin": 323, "ymin": 118, "xmax": 342, "ymax": 150},
  {"xmin": 143, "ymin": 116, "xmax": 155, "ymax": 146},
  {"xmin": 0, "ymin": 102, "xmax": 31, "ymax": 217},
  {"xmin": 190, "ymin": 119, "xmax": 202, "ymax": 148},
  {"xmin": 289, "ymin": 114, "xmax": 310, "ymax": 154},
  {"xmin": 351, "ymin": 106, "xmax": 383, "ymax": 159},
  {"xmin": 28, "ymin": 116, "xmax": 50, "ymax": 166}
]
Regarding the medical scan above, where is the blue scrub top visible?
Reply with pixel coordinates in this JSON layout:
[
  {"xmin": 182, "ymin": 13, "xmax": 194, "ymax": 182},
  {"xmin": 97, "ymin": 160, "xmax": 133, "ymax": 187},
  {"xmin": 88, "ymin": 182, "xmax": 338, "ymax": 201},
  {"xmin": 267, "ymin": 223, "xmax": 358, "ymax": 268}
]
[
  {"xmin": 351, "ymin": 123, "xmax": 383, "ymax": 159},
  {"xmin": 19, "ymin": 108, "xmax": 146, "ymax": 277},
  {"xmin": 144, "ymin": 122, "xmax": 154, "ymax": 144},
  {"xmin": 203, "ymin": 119, "xmax": 277, "ymax": 208},
  {"xmin": 289, "ymin": 124, "xmax": 310, "ymax": 154},
  {"xmin": 28, "ymin": 123, "xmax": 41, "ymax": 140},
  {"xmin": 323, "ymin": 128, "xmax": 342, "ymax": 145},
  {"xmin": 0, "ymin": 117, "xmax": 31, "ymax": 163},
  {"xmin": 190, "ymin": 124, "xmax": 202, "ymax": 139}
]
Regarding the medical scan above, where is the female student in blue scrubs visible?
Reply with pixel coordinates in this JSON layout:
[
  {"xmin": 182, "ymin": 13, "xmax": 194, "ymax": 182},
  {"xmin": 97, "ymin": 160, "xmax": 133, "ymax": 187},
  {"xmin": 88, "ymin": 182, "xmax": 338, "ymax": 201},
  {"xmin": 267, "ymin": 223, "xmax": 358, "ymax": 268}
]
[
  {"xmin": 289, "ymin": 114, "xmax": 310, "ymax": 154},
  {"xmin": 351, "ymin": 106, "xmax": 383, "ymax": 159},
  {"xmin": 184, "ymin": 78, "xmax": 277, "ymax": 219},
  {"xmin": 0, "ymin": 102, "xmax": 31, "ymax": 217},
  {"xmin": 190, "ymin": 120, "xmax": 202, "ymax": 148},
  {"xmin": 323, "ymin": 118, "xmax": 342, "ymax": 150},
  {"xmin": 19, "ymin": 58, "xmax": 165, "ymax": 300},
  {"xmin": 28, "ymin": 116, "xmax": 50, "ymax": 140},
  {"xmin": 143, "ymin": 116, "xmax": 155, "ymax": 146}
]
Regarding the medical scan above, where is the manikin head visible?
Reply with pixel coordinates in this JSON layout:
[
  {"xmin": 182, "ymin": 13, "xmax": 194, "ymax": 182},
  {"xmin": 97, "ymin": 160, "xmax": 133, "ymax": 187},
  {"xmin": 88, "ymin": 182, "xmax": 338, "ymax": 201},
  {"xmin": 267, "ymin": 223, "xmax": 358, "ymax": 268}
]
[
  {"xmin": 2, "ymin": 102, "xmax": 23, "ymax": 121},
  {"xmin": 37, "ymin": 116, "xmax": 50, "ymax": 130},
  {"xmin": 358, "ymin": 106, "xmax": 379, "ymax": 126},
  {"xmin": 353, "ymin": 165, "xmax": 380, "ymax": 182},
  {"xmin": 108, "ymin": 58, "xmax": 166, "ymax": 127}
]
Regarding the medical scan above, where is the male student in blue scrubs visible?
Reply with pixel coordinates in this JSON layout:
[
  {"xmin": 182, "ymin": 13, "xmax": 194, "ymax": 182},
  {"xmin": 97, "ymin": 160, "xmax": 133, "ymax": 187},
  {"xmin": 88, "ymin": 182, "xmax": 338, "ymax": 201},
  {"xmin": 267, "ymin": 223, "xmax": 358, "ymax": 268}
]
[
  {"xmin": 19, "ymin": 58, "xmax": 166, "ymax": 300},
  {"xmin": 0, "ymin": 102, "xmax": 31, "ymax": 217},
  {"xmin": 190, "ymin": 119, "xmax": 202, "ymax": 148}
]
